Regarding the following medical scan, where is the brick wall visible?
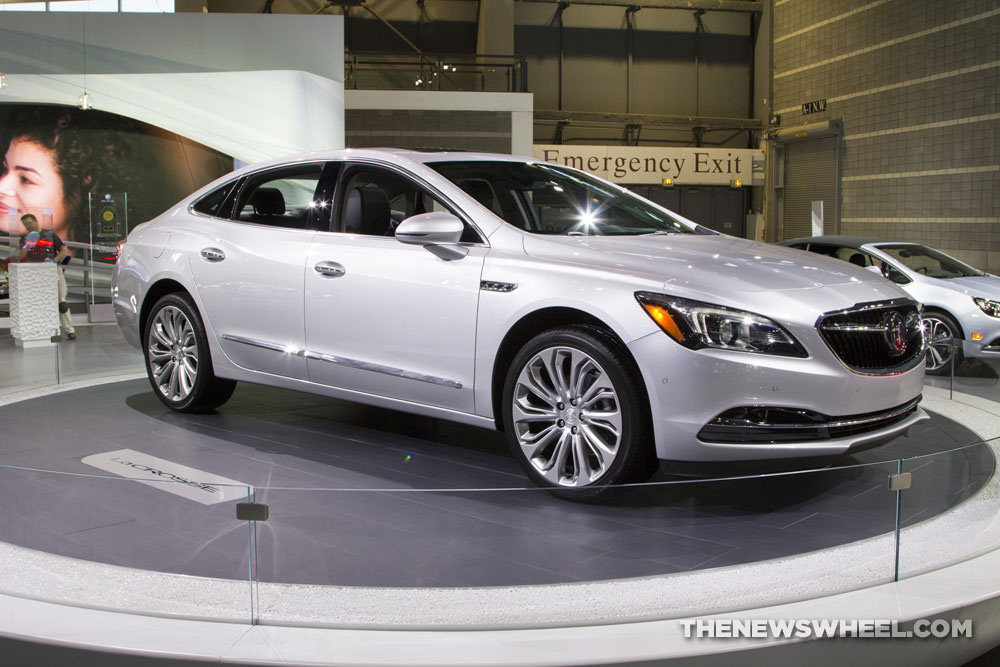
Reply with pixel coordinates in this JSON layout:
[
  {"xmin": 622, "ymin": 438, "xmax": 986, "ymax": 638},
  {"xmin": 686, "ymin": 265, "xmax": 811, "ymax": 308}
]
[{"xmin": 772, "ymin": 0, "xmax": 1000, "ymax": 270}]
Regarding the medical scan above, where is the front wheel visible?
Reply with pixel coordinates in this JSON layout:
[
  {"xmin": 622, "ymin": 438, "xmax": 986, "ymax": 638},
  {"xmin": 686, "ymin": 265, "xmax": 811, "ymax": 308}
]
[
  {"xmin": 144, "ymin": 293, "xmax": 236, "ymax": 412},
  {"xmin": 502, "ymin": 326, "xmax": 656, "ymax": 501},
  {"xmin": 923, "ymin": 312, "xmax": 962, "ymax": 376}
]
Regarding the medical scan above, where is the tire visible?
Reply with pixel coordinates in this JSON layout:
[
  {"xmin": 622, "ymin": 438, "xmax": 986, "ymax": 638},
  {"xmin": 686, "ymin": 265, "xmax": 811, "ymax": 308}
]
[
  {"xmin": 143, "ymin": 292, "xmax": 236, "ymax": 412},
  {"xmin": 923, "ymin": 311, "xmax": 962, "ymax": 376},
  {"xmin": 501, "ymin": 325, "xmax": 657, "ymax": 501}
]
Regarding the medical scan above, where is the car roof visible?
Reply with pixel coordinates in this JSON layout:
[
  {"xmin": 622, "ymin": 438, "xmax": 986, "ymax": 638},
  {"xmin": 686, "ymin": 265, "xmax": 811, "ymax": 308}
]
[
  {"xmin": 779, "ymin": 235, "xmax": 920, "ymax": 249},
  {"xmin": 242, "ymin": 147, "xmax": 538, "ymax": 171}
]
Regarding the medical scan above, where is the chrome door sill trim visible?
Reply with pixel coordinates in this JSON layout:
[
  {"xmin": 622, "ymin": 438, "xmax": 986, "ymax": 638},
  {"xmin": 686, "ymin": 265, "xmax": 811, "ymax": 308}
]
[
  {"xmin": 221, "ymin": 334, "xmax": 292, "ymax": 354},
  {"xmin": 222, "ymin": 334, "xmax": 462, "ymax": 389},
  {"xmin": 303, "ymin": 350, "xmax": 462, "ymax": 389}
]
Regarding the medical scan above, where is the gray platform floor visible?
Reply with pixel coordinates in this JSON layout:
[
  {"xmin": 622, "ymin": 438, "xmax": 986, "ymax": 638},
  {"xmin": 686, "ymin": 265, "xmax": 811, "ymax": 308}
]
[{"xmin": 0, "ymin": 328, "xmax": 992, "ymax": 587}]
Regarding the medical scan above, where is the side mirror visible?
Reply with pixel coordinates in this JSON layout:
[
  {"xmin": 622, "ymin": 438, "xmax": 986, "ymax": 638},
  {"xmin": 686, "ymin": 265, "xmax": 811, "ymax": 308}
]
[
  {"xmin": 395, "ymin": 212, "xmax": 464, "ymax": 246},
  {"xmin": 865, "ymin": 264, "xmax": 883, "ymax": 275}
]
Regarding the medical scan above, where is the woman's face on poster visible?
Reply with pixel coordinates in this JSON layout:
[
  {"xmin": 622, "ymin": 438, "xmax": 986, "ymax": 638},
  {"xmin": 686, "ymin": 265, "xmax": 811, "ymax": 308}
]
[{"xmin": 0, "ymin": 138, "xmax": 67, "ymax": 237}]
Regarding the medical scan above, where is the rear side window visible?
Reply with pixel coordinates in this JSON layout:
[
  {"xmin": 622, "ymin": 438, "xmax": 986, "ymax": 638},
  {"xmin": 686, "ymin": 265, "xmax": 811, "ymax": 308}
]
[
  {"xmin": 234, "ymin": 164, "xmax": 325, "ymax": 230},
  {"xmin": 192, "ymin": 181, "xmax": 238, "ymax": 217}
]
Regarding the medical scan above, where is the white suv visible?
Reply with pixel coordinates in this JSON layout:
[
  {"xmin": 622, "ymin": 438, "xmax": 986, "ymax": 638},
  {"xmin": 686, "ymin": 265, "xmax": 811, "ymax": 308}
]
[{"xmin": 113, "ymin": 149, "xmax": 927, "ymax": 497}]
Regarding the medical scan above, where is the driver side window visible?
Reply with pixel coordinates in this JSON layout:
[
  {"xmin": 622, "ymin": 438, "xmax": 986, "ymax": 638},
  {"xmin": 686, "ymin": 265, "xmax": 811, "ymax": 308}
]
[{"xmin": 337, "ymin": 167, "xmax": 479, "ymax": 242}]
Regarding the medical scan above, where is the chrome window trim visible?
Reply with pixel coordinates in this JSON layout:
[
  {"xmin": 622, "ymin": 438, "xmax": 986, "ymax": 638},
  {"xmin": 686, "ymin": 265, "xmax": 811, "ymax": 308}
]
[{"xmin": 222, "ymin": 334, "xmax": 462, "ymax": 389}]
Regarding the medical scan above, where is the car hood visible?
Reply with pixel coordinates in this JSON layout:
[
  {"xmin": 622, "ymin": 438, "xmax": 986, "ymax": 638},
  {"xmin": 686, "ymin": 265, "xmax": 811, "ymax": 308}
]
[
  {"xmin": 522, "ymin": 233, "xmax": 883, "ymax": 294},
  {"xmin": 930, "ymin": 274, "xmax": 1000, "ymax": 298}
]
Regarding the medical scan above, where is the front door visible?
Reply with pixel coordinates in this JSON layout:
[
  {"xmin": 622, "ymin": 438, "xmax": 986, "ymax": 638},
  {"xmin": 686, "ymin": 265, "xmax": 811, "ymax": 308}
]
[{"xmin": 303, "ymin": 163, "xmax": 486, "ymax": 413}]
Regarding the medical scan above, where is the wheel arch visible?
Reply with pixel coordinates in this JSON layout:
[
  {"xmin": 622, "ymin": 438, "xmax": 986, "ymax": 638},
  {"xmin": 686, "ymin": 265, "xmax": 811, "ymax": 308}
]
[
  {"xmin": 139, "ymin": 279, "xmax": 193, "ymax": 345},
  {"xmin": 490, "ymin": 306, "xmax": 637, "ymax": 431},
  {"xmin": 923, "ymin": 306, "xmax": 965, "ymax": 340}
]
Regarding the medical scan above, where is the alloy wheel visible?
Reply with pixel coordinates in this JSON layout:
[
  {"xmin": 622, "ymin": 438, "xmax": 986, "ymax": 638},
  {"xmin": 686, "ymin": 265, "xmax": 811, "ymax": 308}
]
[
  {"xmin": 924, "ymin": 315, "xmax": 956, "ymax": 372},
  {"xmin": 511, "ymin": 346, "xmax": 622, "ymax": 487},
  {"xmin": 148, "ymin": 305, "xmax": 199, "ymax": 401}
]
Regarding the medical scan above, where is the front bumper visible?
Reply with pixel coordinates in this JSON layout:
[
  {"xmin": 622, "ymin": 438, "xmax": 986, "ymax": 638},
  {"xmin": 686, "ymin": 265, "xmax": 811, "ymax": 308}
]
[
  {"xmin": 964, "ymin": 335, "xmax": 1000, "ymax": 359},
  {"xmin": 628, "ymin": 330, "xmax": 927, "ymax": 463},
  {"xmin": 698, "ymin": 396, "xmax": 923, "ymax": 444}
]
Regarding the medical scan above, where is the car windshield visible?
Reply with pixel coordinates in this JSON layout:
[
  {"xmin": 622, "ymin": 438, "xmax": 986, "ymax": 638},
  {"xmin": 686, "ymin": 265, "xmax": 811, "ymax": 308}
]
[
  {"xmin": 876, "ymin": 244, "xmax": 985, "ymax": 279},
  {"xmin": 428, "ymin": 161, "xmax": 695, "ymax": 236}
]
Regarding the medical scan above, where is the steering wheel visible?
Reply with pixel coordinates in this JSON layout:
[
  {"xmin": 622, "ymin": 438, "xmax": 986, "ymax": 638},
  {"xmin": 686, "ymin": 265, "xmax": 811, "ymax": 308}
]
[{"xmin": 915, "ymin": 266, "xmax": 929, "ymax": 275}]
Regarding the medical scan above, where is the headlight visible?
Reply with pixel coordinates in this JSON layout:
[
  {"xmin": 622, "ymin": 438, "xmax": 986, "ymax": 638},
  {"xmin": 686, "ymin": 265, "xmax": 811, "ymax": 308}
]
[
  {"xmin": 635, "ymin": 292, "xmax": 808, "ymax": 357},
  {"xmin": 973, "ymin": 297, "xmax": 1000, "ymax": 318}
]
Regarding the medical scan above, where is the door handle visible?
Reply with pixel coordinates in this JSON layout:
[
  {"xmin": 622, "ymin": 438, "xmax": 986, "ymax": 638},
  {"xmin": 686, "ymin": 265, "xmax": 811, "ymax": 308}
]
[
  {"xmin": 314, "ymin": 261, "xmax": 346, "ymax": 278},
  {"xmin": 200, "ymin": 247, "xmax": 226, "ymax": 262}
]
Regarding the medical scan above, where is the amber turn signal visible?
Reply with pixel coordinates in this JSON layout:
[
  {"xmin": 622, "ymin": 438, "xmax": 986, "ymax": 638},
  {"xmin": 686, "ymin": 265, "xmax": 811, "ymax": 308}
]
[{"xmin": 642, "ymin": 303, "xmax": 684, "ymax": 342}]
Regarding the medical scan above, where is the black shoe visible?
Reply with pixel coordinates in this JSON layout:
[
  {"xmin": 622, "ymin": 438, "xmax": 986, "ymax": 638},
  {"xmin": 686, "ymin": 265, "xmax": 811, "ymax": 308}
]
[{"xmin": 66, "ymin": 332, "xmax": 77, "ymax": 340}]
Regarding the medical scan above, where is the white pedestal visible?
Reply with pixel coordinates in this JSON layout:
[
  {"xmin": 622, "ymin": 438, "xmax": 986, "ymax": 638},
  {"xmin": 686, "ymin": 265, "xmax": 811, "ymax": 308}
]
[{"xmin": 9, "ymin": 263, "xmax": 59, "ymax": 348}]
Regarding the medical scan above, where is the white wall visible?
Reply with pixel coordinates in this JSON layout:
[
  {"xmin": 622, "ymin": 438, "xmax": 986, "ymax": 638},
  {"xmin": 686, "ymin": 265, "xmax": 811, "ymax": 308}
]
[{"xmin": 0, "ymin": 12, "xmax": 345, "ymax": 162}]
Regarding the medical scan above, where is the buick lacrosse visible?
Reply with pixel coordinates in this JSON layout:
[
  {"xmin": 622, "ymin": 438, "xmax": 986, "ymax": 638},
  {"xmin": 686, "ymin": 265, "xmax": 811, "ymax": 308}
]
[{"xmin": 114, "ymin": 149, "xmax": 927, "ymax": 498}]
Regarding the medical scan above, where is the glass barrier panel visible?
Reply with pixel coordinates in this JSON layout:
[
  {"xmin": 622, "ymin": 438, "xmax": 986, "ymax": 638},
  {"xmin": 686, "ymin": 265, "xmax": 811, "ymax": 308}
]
[
  {"xmin": 85, "ymin": 191, "xmax": 129, "ymax": 319},
  {"xmin": 0, "ymin": 463, "xmax": 253, "ymax": 623},
  {"xmin": 0, "ymin": 341, "xmax": 60, "ymax": 390},
  {"xmin": 896, "ymin": 439, "xmax": 998, "ymax": 580},
  {"xmin": 53, "ymin": 325, "xmax": 145, "ymax": 384},
  {"xmin": 252, "ymin": 460, "xmax": 900, "ymax": 627}
]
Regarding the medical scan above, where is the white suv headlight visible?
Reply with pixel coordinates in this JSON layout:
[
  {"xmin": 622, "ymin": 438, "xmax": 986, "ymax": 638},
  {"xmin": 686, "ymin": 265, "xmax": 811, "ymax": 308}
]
[{"xmin": 635, "ymin": 292, "xmax": 808, "ymax": 357}]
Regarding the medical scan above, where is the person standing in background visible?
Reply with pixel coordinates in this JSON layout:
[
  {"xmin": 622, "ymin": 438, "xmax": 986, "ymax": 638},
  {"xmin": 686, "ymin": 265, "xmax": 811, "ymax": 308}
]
[{"xmin": 17, "ymin": 212, "xmax": 75, "ymax": 341}]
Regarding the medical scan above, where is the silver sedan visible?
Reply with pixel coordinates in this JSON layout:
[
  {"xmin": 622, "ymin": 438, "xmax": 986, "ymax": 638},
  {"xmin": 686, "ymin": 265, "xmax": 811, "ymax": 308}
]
[
  {"xmin": 113, "ymin": 150, "xmax": 927, "ymax": 498},
  {"xmin": 780, "ymin": 236, "xmax": 1000, "ymax": 375}
]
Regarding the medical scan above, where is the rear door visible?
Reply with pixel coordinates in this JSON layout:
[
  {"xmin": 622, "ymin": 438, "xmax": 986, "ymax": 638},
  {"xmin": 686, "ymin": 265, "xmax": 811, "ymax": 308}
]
[{"xmin": 188, "ymin": 162, "xmax": 334, "ymax": 378}]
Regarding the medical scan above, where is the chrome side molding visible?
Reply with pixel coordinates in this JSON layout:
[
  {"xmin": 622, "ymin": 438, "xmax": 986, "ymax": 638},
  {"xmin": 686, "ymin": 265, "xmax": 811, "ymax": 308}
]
[
  {"xmin": 222, "ymin": 334, "xmax": 462, "ymax": 389},
  {"xmin": 221, "ymin": 334, "xmax": 289, "ymax": 353}
]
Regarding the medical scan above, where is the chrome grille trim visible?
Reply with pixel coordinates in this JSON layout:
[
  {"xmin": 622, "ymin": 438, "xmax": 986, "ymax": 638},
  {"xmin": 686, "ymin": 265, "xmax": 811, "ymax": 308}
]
[{"xmin": 816, "ymin": 298, "xmax": 925, "ymax": 375}]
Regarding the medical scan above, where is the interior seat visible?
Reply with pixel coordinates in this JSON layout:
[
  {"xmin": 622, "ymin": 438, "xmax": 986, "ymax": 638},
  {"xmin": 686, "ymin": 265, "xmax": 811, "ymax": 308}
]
[
  {"xmin": 848, "ymin": 252, "xmax": 868, "ymax": 267},
  {"xmin": 344, "ymin": 187, "xmax": 391, "ymax": 236}
]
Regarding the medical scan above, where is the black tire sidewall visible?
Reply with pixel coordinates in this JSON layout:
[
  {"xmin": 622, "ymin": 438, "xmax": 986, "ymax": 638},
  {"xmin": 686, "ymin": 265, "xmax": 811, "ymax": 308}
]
[
  {"xmin": 143, "ymin": 293, "xmax": 216, "ymax": 412},
  {"xmin": 501, "ymin": 326, "xmax": 652, "ymax": 493}
]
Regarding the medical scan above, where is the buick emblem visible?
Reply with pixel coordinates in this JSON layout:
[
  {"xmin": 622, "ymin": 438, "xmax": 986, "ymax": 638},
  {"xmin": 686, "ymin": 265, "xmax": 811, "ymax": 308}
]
[{"xmin": 881, "ymin": 312, "xmax": 907, "ymax": 357}]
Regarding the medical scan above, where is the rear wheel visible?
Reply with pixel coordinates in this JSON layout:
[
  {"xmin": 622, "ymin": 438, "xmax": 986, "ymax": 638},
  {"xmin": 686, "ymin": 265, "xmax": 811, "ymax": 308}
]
[
  {"xmin": 923, "ymin": 311, "xmax": 962, "ymax": 376},
  {"xmin": 502, "ymin": 325, "xmax": 656, "ymax": 501},
  {"xmin": 144, "ymin": 293, "xmax": 236, "ymax": 412}
]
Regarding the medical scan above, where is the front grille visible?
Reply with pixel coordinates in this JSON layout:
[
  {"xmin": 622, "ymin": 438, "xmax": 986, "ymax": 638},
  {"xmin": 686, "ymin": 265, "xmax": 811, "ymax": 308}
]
[
  {"xmin": 817, "ymin": 299, "xmax": 925, "ymax": 374},
  {"xmin": 698, "ymin": 396, "xmax": 922, "ymax": 444}
]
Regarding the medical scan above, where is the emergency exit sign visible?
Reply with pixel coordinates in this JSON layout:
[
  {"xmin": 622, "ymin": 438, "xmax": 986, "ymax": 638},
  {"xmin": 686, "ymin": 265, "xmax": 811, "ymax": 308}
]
[{"xmin": 802, "ymin": 99, "xmax": 827, "ymax": 115}]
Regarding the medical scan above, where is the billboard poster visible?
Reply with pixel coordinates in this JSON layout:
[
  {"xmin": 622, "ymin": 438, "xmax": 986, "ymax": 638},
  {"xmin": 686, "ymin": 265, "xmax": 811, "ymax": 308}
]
[{"xmin": 0, "ymin": 103, "xmax": 235, "ymax": 247}]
